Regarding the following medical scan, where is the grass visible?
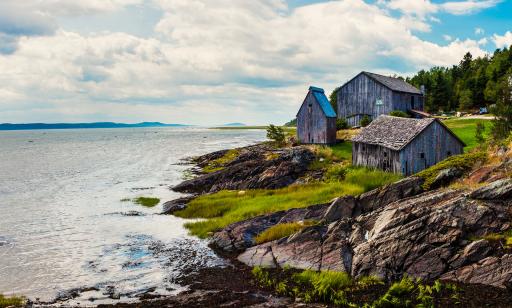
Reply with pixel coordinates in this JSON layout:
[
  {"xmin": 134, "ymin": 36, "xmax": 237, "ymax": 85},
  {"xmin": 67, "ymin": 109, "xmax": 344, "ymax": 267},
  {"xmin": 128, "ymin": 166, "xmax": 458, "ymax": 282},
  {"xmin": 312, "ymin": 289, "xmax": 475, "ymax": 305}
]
[
  {"xmin": 0, "ymin": 294, "xmax": 25, "ymax": 308},
  {"xmin": 416, "ymin": 151, "xmax": 487, "ymax": 190},
  {"xmin": 255, "ymin": 221, "xmax": 317, "ymax": 244},
  {"xmin": 133, "ymin": 197, "xmax": 160, "ymax": 207},
  {"xmin": 443, "ymin": 118, "xmax": 492, "ymax": 151},
  {"xmin": 175, "ymin": 167, "xmax": 400, "ymax": 238},
  {"xmin": 473, "ymin": 230, "xmax": 512, "ymax": 248},
  {"xmin": 203, "ymin": 149, "xmax": 240, "ymax": 173}
]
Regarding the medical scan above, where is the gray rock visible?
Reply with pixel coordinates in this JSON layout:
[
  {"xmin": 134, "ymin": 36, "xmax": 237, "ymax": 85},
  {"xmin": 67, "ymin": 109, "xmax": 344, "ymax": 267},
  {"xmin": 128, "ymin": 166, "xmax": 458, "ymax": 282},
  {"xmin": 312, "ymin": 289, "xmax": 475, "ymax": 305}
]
[
  {"xmin": 162, "ymin": 196, "xmax": 195, "ymax": 214},
  {"xmin": 429, "ymin": 168, "xmax": 463, "ymax": 189},
  {"xmin": 470, "ymin": 179, "xmax": 512, "ymax": 200},
  {"xmin": 322, "ymin": 196, "xmax": 356, "ymax": 223},
  {"xmin": 441, "ymin": 255, "xmax": 512, "ymax": 289}
]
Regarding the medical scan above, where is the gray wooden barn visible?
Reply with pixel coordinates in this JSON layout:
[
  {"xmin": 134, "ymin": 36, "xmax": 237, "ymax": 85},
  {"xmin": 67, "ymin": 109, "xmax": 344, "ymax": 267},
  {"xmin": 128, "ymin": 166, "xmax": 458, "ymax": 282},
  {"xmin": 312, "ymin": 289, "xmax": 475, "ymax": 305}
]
[
  {"xmin": 337, "ymin": 71, "xmax": 425, "ymax": 127},
  {"xmin": 296, "ymin": 86, "xmax": 337, "ymax": 144},
  {"xmin": 352, "ymin": 115, "xmax": 465, "ymax": 175}
]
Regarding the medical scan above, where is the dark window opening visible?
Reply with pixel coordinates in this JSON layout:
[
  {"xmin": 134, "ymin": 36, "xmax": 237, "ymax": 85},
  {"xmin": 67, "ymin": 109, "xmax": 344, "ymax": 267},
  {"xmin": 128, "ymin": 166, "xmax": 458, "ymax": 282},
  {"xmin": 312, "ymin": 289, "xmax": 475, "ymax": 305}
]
[
  {"xmin": 447, "ymin": 151, "xmax": 452, "ymax": 157},
  {"xmin": 420, "ymin": 152, "xmax": 425, "ymax": 159},
  {"xmin": 410, "ymin": 96, "xmax": 414, "ymax": 109},
  {"xmin": 308, "ymin": 103, "xmax": 312, "ymax": 114},
  {"xmin": 383, "ymin": 152, "xmax": 387, "ymax": 157}
]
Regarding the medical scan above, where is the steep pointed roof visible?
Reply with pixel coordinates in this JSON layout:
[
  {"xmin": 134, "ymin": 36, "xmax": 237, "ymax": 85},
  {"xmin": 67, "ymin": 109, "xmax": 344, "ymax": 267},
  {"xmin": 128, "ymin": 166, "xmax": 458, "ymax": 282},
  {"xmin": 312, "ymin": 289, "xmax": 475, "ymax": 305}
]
[
  {"xmin": 352, "ymin": 115, "xmax": 465, "ymax": 150},
  {"xmin": 308, "ymin": 86, "xmax": 336, "ymax": 118}
]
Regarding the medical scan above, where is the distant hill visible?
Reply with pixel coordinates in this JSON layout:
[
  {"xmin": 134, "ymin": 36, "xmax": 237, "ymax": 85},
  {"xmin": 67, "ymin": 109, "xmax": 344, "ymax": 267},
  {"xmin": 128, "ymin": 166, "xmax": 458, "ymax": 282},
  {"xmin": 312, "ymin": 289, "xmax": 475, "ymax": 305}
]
[
  {"xmin": 0, "ymin": 122, "xmax": 188, "ymax": 131},
  {"xmin": 222, "ymin": 122, "xmax": 247, "ymax": 127}
]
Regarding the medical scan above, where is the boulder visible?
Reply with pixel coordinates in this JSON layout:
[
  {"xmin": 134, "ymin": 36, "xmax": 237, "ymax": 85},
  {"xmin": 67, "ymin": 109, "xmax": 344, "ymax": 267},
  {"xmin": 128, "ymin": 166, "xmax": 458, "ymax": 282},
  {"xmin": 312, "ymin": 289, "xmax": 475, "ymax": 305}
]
[
  {"xmin": 470, "ymin": 179, "xmax": 512, "ymax": 200},
  {"xmin": 161, "ymin": 196, "xmax": 195, "ymax": 214},
  {"xmin": 441, "ymin": 255, "xmax": 512, "ymax": 289},
  {"xmin": 322, "ymin": 196, "xmax": 356, "ymax": 223},
  {"xmin": 429, "ymin": 168, "xmax": 463, "ymax": 189}
]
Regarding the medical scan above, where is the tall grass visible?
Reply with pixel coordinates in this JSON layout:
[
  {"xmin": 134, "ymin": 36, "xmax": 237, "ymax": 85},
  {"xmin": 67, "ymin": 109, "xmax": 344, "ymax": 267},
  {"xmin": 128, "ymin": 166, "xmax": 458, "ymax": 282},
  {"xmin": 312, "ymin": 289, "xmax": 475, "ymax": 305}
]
[
  {"xmin": 176, "ymin": 182, "xmax": 364, "ymax": 238},
  {"xmin": 255, "ymin": 221, "xmax": 317, "ymax": 244},
  {"xmin": 0, "ymin": 294, "xmax": 25, "ymax": 308},
  {"xmin": 344, "ymin": 167, "xmax": 402, "ymax": 191}
]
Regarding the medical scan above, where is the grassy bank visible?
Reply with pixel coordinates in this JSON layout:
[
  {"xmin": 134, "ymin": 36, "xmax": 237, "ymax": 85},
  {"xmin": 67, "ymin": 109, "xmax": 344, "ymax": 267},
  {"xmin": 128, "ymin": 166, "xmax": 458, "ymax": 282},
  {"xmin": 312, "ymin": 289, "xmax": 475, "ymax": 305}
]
[
  {"xmin": 175, "ymin": 167, "xmax": 401, "ymax": 238},
  {"xmin": 443, "ymin": 118, "xmax": 492, "ymax": 150},
  {"xmin": 0, "ymin": 294, "xmax": 25, "ymax": 308}
]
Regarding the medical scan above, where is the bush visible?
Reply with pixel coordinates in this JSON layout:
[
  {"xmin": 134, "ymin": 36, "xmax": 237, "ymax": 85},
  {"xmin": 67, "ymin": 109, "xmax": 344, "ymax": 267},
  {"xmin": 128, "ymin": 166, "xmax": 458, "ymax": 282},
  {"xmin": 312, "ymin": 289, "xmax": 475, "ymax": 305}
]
[
  {"xmin": 389, "ymin": 110, "xmax": 410, "ymax": 118},
  {"xmin": 267, "ymin": 124, "xmax": 286, "ymax": 146},
  {"xmin": 360, "ymin": 115, "xmax": 371, "ymax": 127},
  {"xmin": 336, "ymin": 118, "xmax": 348, "ymax": 130},
  {"xmin": 475, "ymin": 121, "xmax": 486, "ymax": 145}
]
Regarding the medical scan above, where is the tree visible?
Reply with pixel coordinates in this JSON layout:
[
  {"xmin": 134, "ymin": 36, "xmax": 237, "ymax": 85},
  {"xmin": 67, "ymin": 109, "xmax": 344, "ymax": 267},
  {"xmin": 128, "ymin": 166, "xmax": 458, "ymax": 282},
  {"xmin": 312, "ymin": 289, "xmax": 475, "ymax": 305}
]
[
  {"xmin": 360, "ymin": 115, "xmax": 371, "ymax": 127},
  {"xmin": 329, "ymin": 87, "xmax": 340, "ymax": 112},
  {"xmin": 491, "ymin": 74, "xmax": 512, "ymax": 140},
  {"xmin": 266, "ymin": 124, "xmax": 286, "ymax": 146},
  {"xmin": 475, "ymin": 121, "xmax": 486, "ymax": 145},
  {"xmin": 458, "ymin": 89, "xmax": 473, "ymax": 111},
  {"xmin": 336, "ymin": 118, "xmax": 348, "ymax": 130}
]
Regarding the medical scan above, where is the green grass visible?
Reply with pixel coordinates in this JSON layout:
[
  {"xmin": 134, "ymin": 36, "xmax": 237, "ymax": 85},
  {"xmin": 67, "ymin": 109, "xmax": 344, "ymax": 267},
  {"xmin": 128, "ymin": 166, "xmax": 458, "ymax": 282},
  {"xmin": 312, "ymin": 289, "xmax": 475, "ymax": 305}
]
[
  {"xmin": 473, "ymin": 230, "xmax": 512, "ymax": 248},
  {"xmin": 443, "ymin": 118, "xmax": 492, "ymax": 151},
  {"xmin": 175, "ymin": 167, "xmax": 400, "ymax": 238},
  {"xmin": 255, "ymin": 221, "xmax": 317, "ymax": 244},
  {"xmin": 416, "ymin": 151, "xmax": 487, "ymax": 189},
  {"xmin": 133, "ymin": 197, "xmax": 160, "ymax": 207},
  {"xmin": 0, "ymin": 294, "xmax": 25, "ymax": 308},
  {"xmin": 330, "ymin": 142, "xmax": 352, "ymax": 160},
  {"xmin": 203, "ymin": 149, "xmax": 240, "ymax": 173}
]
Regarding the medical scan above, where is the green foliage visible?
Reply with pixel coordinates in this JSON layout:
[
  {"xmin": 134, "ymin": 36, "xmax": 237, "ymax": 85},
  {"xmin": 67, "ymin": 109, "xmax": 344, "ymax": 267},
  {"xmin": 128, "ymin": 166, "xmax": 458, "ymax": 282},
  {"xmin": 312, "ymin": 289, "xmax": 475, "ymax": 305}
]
[
  {"xmin": 267, "ymin": 124, "xmax": 286, "ymax": 146},
  {"xmin": 284, "ymin": 118, "xmax": 297, "ymax": 127},
  {"xmin": 416, "ymin": 151, "xmax": 487, "ymax": 189},
  {"xmin": 293, "ymin": 270, "xmax": 353, "ymax": 304},
  {"xmin": 443, "ymin": 118, "xmax": 491, "ymax": 150},
  {"xmin": 324, "ymin": 163, "xmax": 349, "ymax": 182},
  {"xmin": 336, "ymin": 118, "xmax": 349, "ymax": 130},
  {"xmin": 475, "ymin": 121, "xmax": 486, "ymax": 145},
  {"xmin": 344, "ymin": 167, "xmax": 402, "ymax": 192},
  {"xmin": 203, "ymin": 149, "xmax": 240, "ymax": 173},
  {"xmin": 255, "ymin": 221, "xmax": 316, "ymax": 244},
  {"xmin": 476, "ymin": 230, "xmax": 512, "ymax": 248},
  {"xmin": 357, "ymin": 276, "xmax": 385, "ymax": 288},
  {"xmin": 389, "ymin": 110, "xmax": 410, "ymax": 118},
  {"xmin": 329, "ymin": 87, "xmax": 340, "ymax": 112},
  {"xmin": 490, "ymin": 73, "xmax": 512, "ymax": 140},
  {"xmin": 371, "ymin": 276, "xmax": 416, "ymax": 308},
  {"xmin": 360, "ymin": 115, "xmax": 371, "ymax": 127},
  {"xmin": 0, "ymin": 294, "xmax": 25, "ymax": 308},
  {"xmin": 133, "ymin": 197, "xmax": 160, "ymax": 207}
]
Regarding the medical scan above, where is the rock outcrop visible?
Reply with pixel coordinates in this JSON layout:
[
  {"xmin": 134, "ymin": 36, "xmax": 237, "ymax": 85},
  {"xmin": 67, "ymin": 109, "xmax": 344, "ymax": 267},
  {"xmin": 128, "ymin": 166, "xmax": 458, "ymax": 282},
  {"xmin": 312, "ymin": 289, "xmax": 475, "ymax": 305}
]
[
  {"xmin": 236, "ymin": 179, "xmax": 512, "ymax": 288},
  {"xmin": 172, "ymin": 145, "xmax": 315, "ymax": 194}
]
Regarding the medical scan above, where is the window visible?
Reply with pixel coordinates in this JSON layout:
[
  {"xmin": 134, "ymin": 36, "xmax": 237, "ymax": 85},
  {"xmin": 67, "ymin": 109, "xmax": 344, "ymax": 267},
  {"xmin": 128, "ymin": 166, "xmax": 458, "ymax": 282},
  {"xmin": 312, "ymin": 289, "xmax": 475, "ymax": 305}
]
[
  {"xmin": 420, "ymin": 152, "xmax": 425, "ymax": 159},
  {"xmin": 410, "ymin": 96, "xmax": 414, "ymax": 109},
  {"xmin": 308, "ymin": 103, "xmax": 312, "ymax": 114},
  {"xmin": 447, "ymin": 151, "xmax": 452, "ymax": 157},
  {"xmin": 383, "ymin": 152, "xmax": 387, "ymax": 157},
  {"xmin": 376, "ymin": 98, "xmax": 383, "ymax": 106}
]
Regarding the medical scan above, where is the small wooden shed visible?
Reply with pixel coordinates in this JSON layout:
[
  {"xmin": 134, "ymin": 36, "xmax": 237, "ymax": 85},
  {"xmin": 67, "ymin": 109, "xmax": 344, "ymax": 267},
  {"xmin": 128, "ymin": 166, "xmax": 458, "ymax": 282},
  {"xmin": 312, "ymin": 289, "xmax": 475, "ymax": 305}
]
[
  {"xmin": 297, "ymin": 86, "xmax": 337, "ymax": 144},
  {"xmin": 337, "ymin": 71, "xmax": 424, "ymax": 127},
  {"xmin": 352, "ymin": 115, "xmax": 465, "ymax": 175}
]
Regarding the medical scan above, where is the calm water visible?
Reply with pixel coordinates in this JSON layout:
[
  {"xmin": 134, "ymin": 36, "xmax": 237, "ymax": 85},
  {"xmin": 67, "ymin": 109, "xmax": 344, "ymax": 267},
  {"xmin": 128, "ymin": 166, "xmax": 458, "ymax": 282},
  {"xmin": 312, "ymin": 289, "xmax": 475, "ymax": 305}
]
[{"xmin": 0, "ymin": 127, "xmax": 266, "ymax": 304}]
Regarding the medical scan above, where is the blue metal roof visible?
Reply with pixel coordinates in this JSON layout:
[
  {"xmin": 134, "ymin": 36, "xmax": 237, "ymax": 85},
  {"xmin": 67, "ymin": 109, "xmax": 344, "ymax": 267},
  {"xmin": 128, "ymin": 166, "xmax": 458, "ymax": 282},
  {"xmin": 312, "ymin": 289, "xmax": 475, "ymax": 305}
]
[{"xmin": 310, "ymin": 86, "xmax": 336, "ymax": 118}]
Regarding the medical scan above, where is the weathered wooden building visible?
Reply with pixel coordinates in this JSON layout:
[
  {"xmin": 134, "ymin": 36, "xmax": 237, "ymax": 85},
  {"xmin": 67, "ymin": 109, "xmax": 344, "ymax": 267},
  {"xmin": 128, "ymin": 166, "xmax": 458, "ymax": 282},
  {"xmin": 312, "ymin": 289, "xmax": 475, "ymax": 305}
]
[
  {"xmin": 352, "ymin": 115, "xmax": 465, "ymax": 175},
  {"xmin": 297, "ymin": 86, "xmax": 337, "ymax": 144},
  {"xmin": 337, "ymin": 71, "xmax": 424, "ymax": 127}
]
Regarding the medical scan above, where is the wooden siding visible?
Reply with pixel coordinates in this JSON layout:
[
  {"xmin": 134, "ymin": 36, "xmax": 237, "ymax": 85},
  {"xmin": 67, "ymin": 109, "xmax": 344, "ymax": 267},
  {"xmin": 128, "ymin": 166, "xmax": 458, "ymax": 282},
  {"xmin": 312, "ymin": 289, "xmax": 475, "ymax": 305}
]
[
  {"xmin": 352, "ymin": 142, "xmax": 401, "ymax": 173},
  {"xmin": 297, "ymin": 92, "xmax": 336, "ymax": 144},
  {"xmin": 337, "ymin": 73, "xmax": 424, "ymax": 126},
  {"xmin": 399, "ymin": 121, "xmax": 464, "ymax": 175},
  {"xmin": 338, "ymin": 73, "xmax": 393, "ymax": 126}
]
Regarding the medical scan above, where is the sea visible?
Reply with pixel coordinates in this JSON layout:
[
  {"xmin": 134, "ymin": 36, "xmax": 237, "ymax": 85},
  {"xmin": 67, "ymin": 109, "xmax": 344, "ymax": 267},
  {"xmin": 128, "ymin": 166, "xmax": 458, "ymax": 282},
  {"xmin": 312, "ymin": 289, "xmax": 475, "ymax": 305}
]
[{"xmin": 0, "ymin": 127, "xmax": 266, "ymax": 305}]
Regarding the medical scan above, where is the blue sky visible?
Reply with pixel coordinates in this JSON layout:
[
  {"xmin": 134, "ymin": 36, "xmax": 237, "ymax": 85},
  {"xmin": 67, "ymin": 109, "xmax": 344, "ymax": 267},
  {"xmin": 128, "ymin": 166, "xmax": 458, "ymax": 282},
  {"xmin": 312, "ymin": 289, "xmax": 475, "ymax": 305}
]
[{"xmin": 0, "ymin": 0, "xmax": 511, "ymax": 125}]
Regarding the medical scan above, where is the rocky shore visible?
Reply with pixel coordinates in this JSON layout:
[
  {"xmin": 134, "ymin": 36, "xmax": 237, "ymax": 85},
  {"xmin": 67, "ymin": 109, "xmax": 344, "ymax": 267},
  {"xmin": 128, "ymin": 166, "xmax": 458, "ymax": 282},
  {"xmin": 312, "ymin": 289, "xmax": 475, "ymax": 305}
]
[{"xmin": 108, "ymin": 142, "xmax": 512, "ymax": 307}]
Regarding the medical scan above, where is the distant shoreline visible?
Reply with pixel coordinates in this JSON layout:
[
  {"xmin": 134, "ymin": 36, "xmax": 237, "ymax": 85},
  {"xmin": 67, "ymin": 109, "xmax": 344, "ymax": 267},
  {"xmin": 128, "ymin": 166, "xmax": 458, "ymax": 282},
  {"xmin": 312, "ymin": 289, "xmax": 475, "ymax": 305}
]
[{"xmin": 0, "ymin": 122, "xmax": 188, "ymax": 131}]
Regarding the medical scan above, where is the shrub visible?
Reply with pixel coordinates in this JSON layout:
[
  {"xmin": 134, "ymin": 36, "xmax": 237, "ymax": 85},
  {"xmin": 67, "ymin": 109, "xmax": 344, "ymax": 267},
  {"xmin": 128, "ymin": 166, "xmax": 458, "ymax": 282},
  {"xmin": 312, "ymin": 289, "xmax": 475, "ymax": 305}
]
[
  {"xmin": 360, "ymin": 115, "xmax": 371, "ymax": 127},
  {"xmin": 416, "ymin": 151, "xmax": 487, "ymax": 190},
  {"xmin": 324, "ymin": 164, "xmax": 349, "ymax": 182},
  {"xmin": 389, "ymin": 110, "xmax": 410, "ymax": 118},
  {"xmin": 267, "ymin": 124, "xmax": 286, "ymax": 146},
  {"xmin": 293, "ymin": 270, "xmax": 352, "ymax": 304},
  {"xmin": 134, "ymin": 197, "xmax": 160, "ymax": 207},
  {"xmin": 336, "ymin": 118, "xmax": 349, "ymax": 130},
  {"xmin": 475, "ymin": 121, "xmax": 486, "ymax": 145},
  {"xmin": 255, "ymin": 221, "xmax": 317, "ymax": 244},
  {"xmin": 371, "ymin": 276, "xmax": 415, "ymax": 307}
]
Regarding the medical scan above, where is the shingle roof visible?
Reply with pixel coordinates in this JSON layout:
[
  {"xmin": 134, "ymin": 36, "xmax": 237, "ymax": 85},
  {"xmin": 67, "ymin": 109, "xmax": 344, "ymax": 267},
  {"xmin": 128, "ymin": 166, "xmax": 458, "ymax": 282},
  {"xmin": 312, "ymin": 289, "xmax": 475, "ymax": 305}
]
[
  {"xmin": 363, "ymin": 72, "xmax": 422, "ymax": 94},
  {"xmin": 309, "ymin": 86, "xmax": 337, "ymax": 118},
  {"xmin": 352, "ymin": 115, "xmax": 435, "ymax": 150}
]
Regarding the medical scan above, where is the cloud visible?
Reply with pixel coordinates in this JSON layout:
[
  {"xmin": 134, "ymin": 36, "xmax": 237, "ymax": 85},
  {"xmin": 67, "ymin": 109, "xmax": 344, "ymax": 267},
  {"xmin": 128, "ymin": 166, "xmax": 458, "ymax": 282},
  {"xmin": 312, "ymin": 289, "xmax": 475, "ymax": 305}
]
[
  {"xmin": 475, "ymin": 27, "xmax": 485, "ymax": 35},
  {"xmin": 440, "ymin": 0, "xmax": 501, "ymax": 15},
  {"xmin": 0, "ymin": 0, "xmax": 492, "ymax": 124},
  {"xmin": 492, "ymin": 31, "xmax": 512, "ymax": 48},
  {"xmin": 443, "ymin": 34, "xmax": 453, "ymax": 41}
]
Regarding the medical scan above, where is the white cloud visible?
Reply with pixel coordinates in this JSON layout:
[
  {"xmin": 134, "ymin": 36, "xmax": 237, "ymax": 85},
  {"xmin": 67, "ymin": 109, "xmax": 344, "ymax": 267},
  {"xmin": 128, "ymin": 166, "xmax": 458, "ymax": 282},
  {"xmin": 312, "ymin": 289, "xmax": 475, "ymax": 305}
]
[
  {"xmin": 492, "ymin": 31, "xmax": 512, "ymax": 48},
  {"xmin": 440, "ymin": 0, "xmax": 501, "ymax": 15},
  {"xmin": 443, "ymin": 34, "xmax": 453, "ymax": 41},
  {"xmin": 0, "ymin": 0, "xmax": 493, "ymax": 124},
  {"xmin": 475, "ymin": 27, "xmax": 485, "ymax": 35}
]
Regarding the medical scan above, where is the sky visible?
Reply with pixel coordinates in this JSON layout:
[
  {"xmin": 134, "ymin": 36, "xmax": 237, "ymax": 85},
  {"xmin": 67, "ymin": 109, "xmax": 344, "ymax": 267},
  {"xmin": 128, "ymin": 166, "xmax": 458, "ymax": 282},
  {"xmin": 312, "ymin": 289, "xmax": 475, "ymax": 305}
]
[{"xmin": 0, "ymin": 0, "xmax": 511, "ymax": 125}]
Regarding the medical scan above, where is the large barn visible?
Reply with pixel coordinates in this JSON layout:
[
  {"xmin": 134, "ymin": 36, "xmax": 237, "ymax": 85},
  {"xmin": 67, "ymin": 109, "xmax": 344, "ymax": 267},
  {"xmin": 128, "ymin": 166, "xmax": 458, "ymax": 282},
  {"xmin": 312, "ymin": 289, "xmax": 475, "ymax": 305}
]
[
  {"xmin": 337, "ymin": 71, "xmax": 425, "ymax": 127},
  {"xmin": 352, "ymin": 115, "xmax": 465, "ymax": 175},
  {"xmin": 296, "ymin": 86, "xmax": 337, "ymax": 144}
]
